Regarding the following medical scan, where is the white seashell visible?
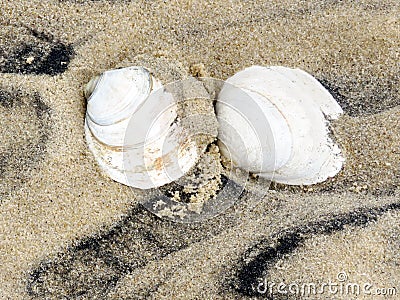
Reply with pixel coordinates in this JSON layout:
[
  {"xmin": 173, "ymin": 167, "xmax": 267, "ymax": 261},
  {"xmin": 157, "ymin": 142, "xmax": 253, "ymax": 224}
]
[
  {"xmin": 216, "ymin": 65, "xmax": 345, "ymax": 185},
  {"xmin": 84, "ymin": 66, "xmax": 199, "ymax": 189}
]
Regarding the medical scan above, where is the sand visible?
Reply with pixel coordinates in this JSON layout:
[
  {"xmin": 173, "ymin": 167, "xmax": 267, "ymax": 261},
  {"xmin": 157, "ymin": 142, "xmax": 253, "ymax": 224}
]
[{"xmin": 0, "ymin": 0, "xmax": 399, "ymax": 299}]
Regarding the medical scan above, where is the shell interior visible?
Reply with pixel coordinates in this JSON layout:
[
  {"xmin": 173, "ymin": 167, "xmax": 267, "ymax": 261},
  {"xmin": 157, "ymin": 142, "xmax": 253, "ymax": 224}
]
[{"xmin": 216, "ymin": 65, "xmax": 344, "ymax": 185}]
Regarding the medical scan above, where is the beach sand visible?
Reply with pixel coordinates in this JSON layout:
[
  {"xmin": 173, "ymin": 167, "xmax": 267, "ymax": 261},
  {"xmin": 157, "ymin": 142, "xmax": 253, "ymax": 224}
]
[{"xmin": 0, "ymin": 0, "xmax": 399, "ymax": 299}]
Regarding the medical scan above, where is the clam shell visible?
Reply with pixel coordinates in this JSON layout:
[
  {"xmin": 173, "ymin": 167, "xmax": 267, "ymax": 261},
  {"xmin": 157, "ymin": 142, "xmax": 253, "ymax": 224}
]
[
  {"xmin": 84, "ymin": 66, "xmax": 199, "ymax": 189},
  {"xmin": 216, "ymin": 65, "xmax": 344, "ymax": 185}
]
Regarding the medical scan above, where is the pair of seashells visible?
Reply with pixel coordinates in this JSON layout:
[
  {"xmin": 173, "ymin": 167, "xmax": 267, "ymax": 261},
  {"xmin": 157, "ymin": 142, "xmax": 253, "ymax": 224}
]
[{"xmin": 84, "ymin": 65, "xmax": 345, "ymax": 190}]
